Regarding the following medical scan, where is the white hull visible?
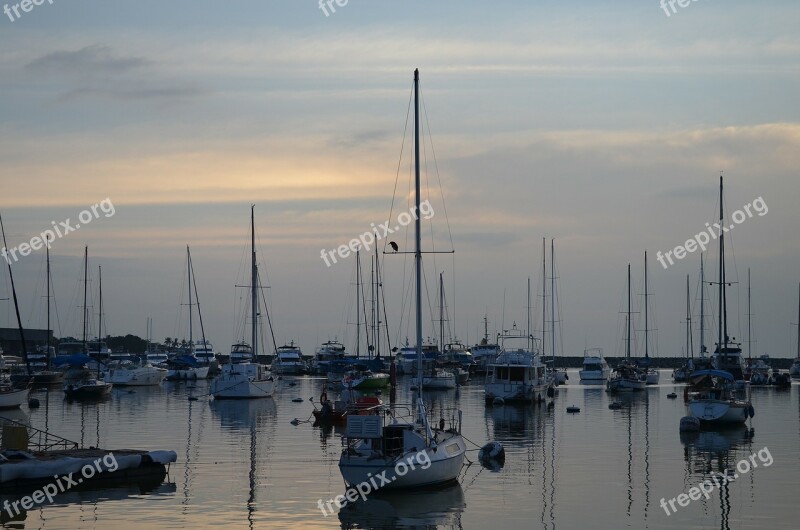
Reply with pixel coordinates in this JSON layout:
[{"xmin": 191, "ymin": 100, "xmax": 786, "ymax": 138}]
[
  {"xmin": 0, "ymin": 387, "xmax": 29, "ymax": 409},
  {"xmin": 211, "ymin": 363, "xmax": 274, "ymax": 399},
  {"xmin": 646, "ymin": 371, "xmax": 660, "ymax": 385},
  {"xmin": 607, "ymin": 377, "xmax": 646, "ymax": 392},
  {"xmin": 339, "ymin": 438, "xmax": 465, "ymax": 489},
  {"xmin": 422, "ymin": 375, "xmax": 456, "ymax": 389},
  {"xmin": 485, "ymin": 382, "xmax": 549, "ymax": 402},
  {"xmin": 688, "ymin": 399, "xmax": 749, "ymax": 424},
  {"xmin": 103, "ymin": 366, "xmax": 166, "ymax": 386},
  {"xmin": 790, "ymin": 360, "xmax": 800, "ymax": 378},
  {"xmin": 272, "ymin": 363, "xmax": 305, "ymax": 375},
  {"xmin": 167, "ymin": 366, "xmax": 210, "ymax": 380}
]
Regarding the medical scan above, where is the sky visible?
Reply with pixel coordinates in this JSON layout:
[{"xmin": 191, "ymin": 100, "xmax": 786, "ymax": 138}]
[{"xmin": 0, "ymin": 0, "xmax": 798, "ymax": 359}]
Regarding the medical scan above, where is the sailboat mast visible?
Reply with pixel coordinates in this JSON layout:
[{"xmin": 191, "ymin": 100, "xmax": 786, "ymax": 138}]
[
  {"xmin": 355, "ymin": 250, "xmax": 360, "ymax": 357},
  {"xmin": 375, "ymin": 249, "xmax": 381, "ymax": 358},
  {"xmin": 526, "ymin": 277, "xmax": 531, "ymax": 352},
  {"xmin": 251, "ymin": 205, "xmax": 258, "ymax": 359},
  {"xmin": 440, "ymin": 272, "xmax": 445, "ymax": 354},
  {"xmin": 370, "ymin": 257, "xmax": 375, "ymax": 359},
  {"xmin": 627, "ymin": 263, "xmax": 631, "ymax": 359},
  {"xmin": 718, "ymin": 176, "xmax": 727, "ymax": 356},
  {"xmin": 46, "ymin": 237, "xmax": 51, "ymax": 369},
  {"xmin": 541, "ymin": 237, "xmax": 546, "ymax": 355},
  {"xmin": 98, "ymin": 264, "xmax": 103, "ymax": 376},
  {"xmin": 188, "ymin": 246, "xmax": 193, "ymax": 351},
  {"xmin": 686, "ymin": 275, "xmax": 691, "ymax": 359},
  {"xmin": 83, "ymin": 246, "xmax": 88, "ymax": 354},
  {"xmin": 644, "ymin": 251, "xmax": 649, "ymax": 359},
  {"xmin": 551, "ymin": 238, "xmax": 555, "ymax": 365},
  {"xmin": 700, "ymin": 254, "xmax": 705, "ymax": 356},
  {"xmin": 414, "ymin": 68, "xmax": 423, "ymax": 392},
  {"xmin": 796, "ymin": 283, "xmax": 799, "ymax": 359},
  {"xmin": 747, "ymin": 268, "xmax": 751, "ymax": 361}
]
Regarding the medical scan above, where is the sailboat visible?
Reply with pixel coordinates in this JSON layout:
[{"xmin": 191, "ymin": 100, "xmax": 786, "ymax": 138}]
[
  {"xmin": 673, "ymin": 275, "xmax": 693, "ymax": 382},
  {"xmin": 688, "ymin": 176, "xmax": 752, "ymax": 424},
  {"xmin": 607, "ymin": 264, "xmax": 647, "ymax": 392},
  {"xmin": 547, "ymin": 239, "xmax": 568, "ymax": 385},
  {"xmin": 166, "ymin": 247, "xmax": 211, "ymax": 381},
  {"xmin": 210, "ymin": 206, "xmax": 275, "ymax": 399},
  {"xmin": 745, "ymin": 269, "xmax": 773, "ymax": 386},
  {"xmin": 338, "ymin": 69, "xmax": 466, "ymax": 489},
  {"xmin": 63, "ymin": 248, "xmax": 113, "ymax": 400},
  {"xmin": 791, "ymin": 284, "xmax": 800, "ymax": 379},
  {"xmin": 638, "ymin": 251, "xmax": 659, "ymax": 384},
  {"xmin": 0, "ymin": 211, "xmax": 30, "ymax": 408},
  {"xmin": 471, "ymin": 314, "xmax": 500, "ymax": 374},
  {"xmin": 422, "ymin": 273, "xmax": 456, "ymax": 389}
]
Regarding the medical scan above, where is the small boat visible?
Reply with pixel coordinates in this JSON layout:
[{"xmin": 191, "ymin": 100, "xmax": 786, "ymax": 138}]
[
  {"xmin": 749, "ymin": 355, "xmax": 773, "ymax": 386},
  {"xmin": 422, "ymin": 368, "xmax": 456, "ymax": 390},
  {"xmin": 687, "ymin": 369, "xmax": 752, "ymax": 425},
  {"xmin": 566, "ymin": 405, "xmax": 580, "ymax": 413},
  {"xmin": 0, "ymin": 380, "xmax": 29, "ymax": 409},
  {"xmin": 579, "ymin": 348, "xmax": 611, "ymax": 383},
  {"xmin": 312, "ymin": 393, "xmax": 382, "ymax": 424},
  {"xmin": 771, "ymin": 371, "xmax": 791, "ymax": 388},
  {"xmin": 210, "ymin": 206, "xmax": 276, "ymax": 400},
  {"xmin": 64, "ymin": 378, "xmax": 113, "ymax": 400},
  {"xmin": 343, "ymin": 368, "xmax": 390, "ymax": 390},
  {"xmin": 165, "ymin": 354, "xmax": 210, "ymax": 380}
]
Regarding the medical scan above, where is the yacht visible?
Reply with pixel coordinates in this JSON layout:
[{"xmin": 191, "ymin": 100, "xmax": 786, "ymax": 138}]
[
  {"xmin": 422, "ymin": 368, "xmax": 457, "ymax": 389},
  {"xmin": 395, "ymin": 339, "xmax": 439, "ymax": 375},
  {"xmin": 210, "ymin": 206, "xmax": 275, "ymax": 400},
  {"xmin": 485, "ymin": 324, "xmax": 552, "ymax": 403},
  {"xmin": 0, "ymin": 378, "xmax": 29, "ymax": 409},
  {"xmin": 311, "ymin": 340, "xmax": 347, "ymax": 374},
  {"xmin": 145, "ymin": 350, "xmax": 169, "ymax": 369},
  {"xmin": 748, "ymin": 355, "xmax": 773, "ymax": 386},
  {"xmin": 229, "ymin": 342, "xmax": 253, "ymax": 364},
  {"xmin": 193, "ymin": 339, "xmax": 217, "ymax": 368},
  {"xmin": 165, "ymin": 354, "xmax": 210, "ymax": 380},
  {"xmin": 273, "ymin": 342, "xmax": 306, "ymax": 374},
  {"xmin": 579, "ymin": 348, "xmax": 610, "ymax": 382},
  {"xmin": 103, "ymin": 359, "xmax": 166, "ymax": 386}
]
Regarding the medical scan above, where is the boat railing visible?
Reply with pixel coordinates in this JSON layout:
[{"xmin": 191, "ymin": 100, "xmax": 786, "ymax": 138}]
[{"xmin": 0, "ymin": 415, "xmax": 80, "ymax": 451}]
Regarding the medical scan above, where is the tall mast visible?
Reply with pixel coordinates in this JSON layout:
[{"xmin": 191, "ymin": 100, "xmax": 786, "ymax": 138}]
[
  {"xmin": 83, "ymin": 246, "xmax": 88, "ymax": 355},
  {"xmin": 440, "ymin": 272, "xmax": 445, "ymax": 354},
  {"xmin": 700, "ymin": 254, "xmax": 705, "ymax": 356},
  {"xmin": 526, "ymin": 277, "xmax": 531, "ymax": 352},
  {"xmin": 796, "ymin": 283, "xmax": 799, "ymax": 359},
  {"xmin": 483, "ymin": 314, "xmax": 488, "ymax": 343},
  {"xmin": 414, "ymin": 68, "xmax": 423, "ymax": 393},
  {"xmin": 551, "ymin": 238, "xmax": 555, "ymax": 365},
  {"xmin": 370, "ymin": 257, "xmax": 375, "ymax": 359},
  {"xmin": 685, "ymin": 274, "xmax": 692, "ymax": 359},
  {"xmin": 541, "ymin": 237, "xmax": 546, "ymax": 355},
  {"xmin": 718, "ymin": 175, "xmax": 727, "ymax": 357},
  {"xmin": 375, "ymin": 249, "xmax": 381, "ymax": 358},
  {"xmin": 97, "ymin": 264, "xmax": 102, "ymax": 376},
  {"xmin": 355, "ymin": 250, "xmax": 360, "ymax": 357},
  {"xmin": 627, "ymin": 263, "xmax": 631, "ymax": 359},
  {"xmin": 46, "ymin": 236, "xmax": 51, "ymax": 369},
  {"xmin": 644, "ymin": 251, "xmax": 649, "ymax": 360},
  {"xmin": 251, "ymin": 205, "xmax": 258, "ymax": 359},
  {"xmin": 187, "ymin": 246, "xmax": 193, "ymax": 352},
  {"xmin": 747, "ymin": 268, "xmax": 751, "ymax": 361}
]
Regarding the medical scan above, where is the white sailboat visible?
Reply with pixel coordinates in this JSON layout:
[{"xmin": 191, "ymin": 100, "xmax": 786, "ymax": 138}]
[
  {"xmin": 688, "ymin": 176, "xmax": 752, "ymax": 425},
  {"xmin": 211, "ymin": 206, "xmax": 275, "ymax": 400},
  {"xmin": 638, "ymin": 251, "xmax": 659, "ymax": 384},
  {"xmin": 338, "ymin": 69, "xmax": 466, "ymax": 489}
]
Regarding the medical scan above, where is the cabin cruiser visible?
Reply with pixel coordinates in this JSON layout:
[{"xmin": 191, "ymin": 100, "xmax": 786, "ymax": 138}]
[
  {"xmin": 229, "ymin": 342, "xmax": 254, "ymax": 364},
  {"xmin": 485, "ymin": 349, "xmax": 552, "ymax": 403},
  {"xmin": 688, "ymin": 369, "xmax": 752, "ymax": 424},
  {"xmin": 312, "ymin": 340, "xmax": 347, "ymax": 374},
  {"xmin": 579, "ymin": 348, "xmax": 610, "ymax": 383},
  {"xmin": 748, "ymin": 355, "xmax": 773, "ymax": 386},
  {"xmin": 272, "ymin": 342, "xmax": 307, "ymax": 375}
]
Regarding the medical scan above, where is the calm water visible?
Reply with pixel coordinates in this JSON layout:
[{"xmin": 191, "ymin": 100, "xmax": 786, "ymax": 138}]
[{"xmin": 2, "ymin": 370, "xmax": 798, "ymax": 529}]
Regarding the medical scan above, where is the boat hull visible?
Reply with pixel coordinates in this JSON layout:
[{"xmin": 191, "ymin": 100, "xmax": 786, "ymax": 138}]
[
  {"xmin": 338, "ymin": 439, "xmax": 465, "ymax": 489},
  {"xmin": 64, "ymin": 383, "xmax": 113, "ymax": 400},
  {"xmin": 579, "ymin": 368, "xmax": 610, "ymax": 382},
  {"xmin": 485, "ymin": 382, "xmax": 549, "ymax": 402},
  {"xmin": 0, "ymin": 387, "xmax": 29, "ymax": 409},
  {"xmin": 688, "ymin": 399, "xmax": 749, "ymax": 424},
  {"xmin": 166, "ymin": 366, "xmax": 210, "ymax": 380},
  {"xmin": 104, "ymin": 367, "xmax": 166, "ymax": 386}
]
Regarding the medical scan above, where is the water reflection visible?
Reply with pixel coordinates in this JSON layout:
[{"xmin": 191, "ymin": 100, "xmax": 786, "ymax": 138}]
[{"xmin": 337, "ymin": 482, "xmax": 465, "ymax": 529}]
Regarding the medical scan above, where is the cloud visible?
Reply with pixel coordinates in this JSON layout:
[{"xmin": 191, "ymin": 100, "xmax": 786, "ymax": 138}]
[{"xmin": 27, "ymin": 45, "xmax": 150, "ymax": 75}]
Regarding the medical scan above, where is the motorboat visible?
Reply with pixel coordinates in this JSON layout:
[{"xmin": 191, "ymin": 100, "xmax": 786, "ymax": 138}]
[
  {"xmin": 687, "ymin": 369, "xmax": 752, "ymax": 424},
  {"xmin": 272, "ymin": 342, "xmax": 307, "ymax": 375},
  {"xmin": 579, "ymin": 348, "xmax": 610, "ymax": 383},
  {"xmin": 103, "ymin": 359, "xmax": 166, "ymax": 386}
]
